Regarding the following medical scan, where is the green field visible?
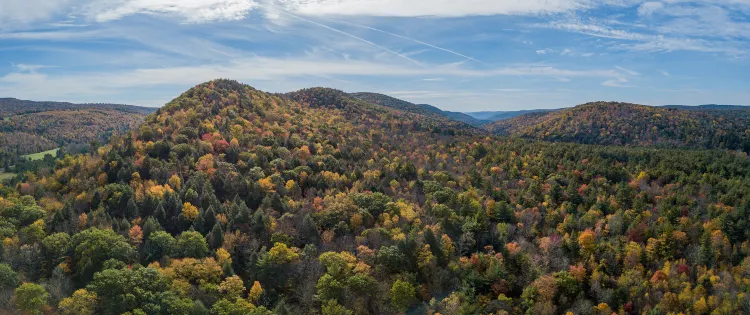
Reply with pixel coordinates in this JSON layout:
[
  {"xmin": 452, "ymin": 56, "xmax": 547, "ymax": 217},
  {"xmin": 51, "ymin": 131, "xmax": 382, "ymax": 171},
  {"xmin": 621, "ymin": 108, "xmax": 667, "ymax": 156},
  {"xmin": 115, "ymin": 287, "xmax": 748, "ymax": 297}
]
[
  {"xmin": 0, "ymin": 172, "xmax": 15, "ymax": 181},
  {"xmin": 22, "ymin": 148, "xmax": 60, "ymax": 161}
]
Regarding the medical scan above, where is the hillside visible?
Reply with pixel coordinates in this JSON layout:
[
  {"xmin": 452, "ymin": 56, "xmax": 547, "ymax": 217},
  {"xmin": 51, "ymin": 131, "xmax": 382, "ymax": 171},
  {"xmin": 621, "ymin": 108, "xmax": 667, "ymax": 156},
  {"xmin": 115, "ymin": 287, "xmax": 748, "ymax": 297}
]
[
  {"xmin": 1, "ymin": 80, "xmax": 750, "ymax": 314},
  {"xmin": 486, "ymin": 101, "xmax": 750, "ymax": 152},
  {"xmin": 664, "ymin": 104, "xmax": 750, "ymax": 111},
  {"xmin": 0, "ymin": 98, "xmax": 155, "ymax": 116},
  {"xmin": 466, "ymin": 109, "xmax": 556, "ymax": 121},
  {"xmin": 348, "ymin": 92, "xmax": 487, "ymax": 126},
  {"xmin": 0, "ymin": 99, "xmax": 155, "ymax": 169}
]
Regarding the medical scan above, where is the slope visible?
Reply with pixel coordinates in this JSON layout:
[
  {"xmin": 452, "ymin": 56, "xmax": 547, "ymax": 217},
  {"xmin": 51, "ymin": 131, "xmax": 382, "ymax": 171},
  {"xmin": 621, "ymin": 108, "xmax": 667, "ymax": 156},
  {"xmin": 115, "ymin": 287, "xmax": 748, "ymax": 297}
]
[
  {"xmin": 0, "ymin": 98, "xmax": 155, "ymax": 116},
  {"xmin": 2, "ymin": 80, "xmax": 750, "ymax": 314},
  {"xmin": 348, "ymin": 92, "xmax": 488, "ymax": 126},
  {"xmin": 486, "ymin": 101, "xmax": 750, "ymax": 152},
  {"xmin": 0, "ymin": 100, "xmax": 155, "ymax": 168},
  {"xmin": 465, "ymin": 109, "xmax": 556, "ymax": 121}
]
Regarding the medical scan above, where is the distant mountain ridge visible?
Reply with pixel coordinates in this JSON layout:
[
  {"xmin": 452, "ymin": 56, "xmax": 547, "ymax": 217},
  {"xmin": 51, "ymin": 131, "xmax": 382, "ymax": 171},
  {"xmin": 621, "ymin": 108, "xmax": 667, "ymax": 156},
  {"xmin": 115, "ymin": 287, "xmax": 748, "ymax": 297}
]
[
  {"xmin": 663, "ymin": 104, "xmax": 749, "ymax": 110},
  {"xmin": 465, "ymin": 109, "xmax": 557, "ymax": 121},
  {"xmin": 0, "ymin": 97, "xmax": 156, "ymax": 116},
  {"xmin": 484, "ymin": 101, "xmax": 750, "ymax": 152},
  {"xmin": 348, "ymin": 92, "xmax": 489, "ymax": 126}
]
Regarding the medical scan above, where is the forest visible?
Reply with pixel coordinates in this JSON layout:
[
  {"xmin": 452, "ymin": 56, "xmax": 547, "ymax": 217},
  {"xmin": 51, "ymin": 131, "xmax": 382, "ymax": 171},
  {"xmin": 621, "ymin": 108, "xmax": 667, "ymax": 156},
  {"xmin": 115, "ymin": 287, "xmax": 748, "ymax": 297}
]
[
  {"xmin": 486, "ymin": 102, "xmax": 750, "ymax": 152},
  {"xmin": 0, "ymin": 100, "xmax": 154, "ymax": 172},
  {"xmin": 0, "ymin": 80, "xmax": 749, "ymax": 314}
]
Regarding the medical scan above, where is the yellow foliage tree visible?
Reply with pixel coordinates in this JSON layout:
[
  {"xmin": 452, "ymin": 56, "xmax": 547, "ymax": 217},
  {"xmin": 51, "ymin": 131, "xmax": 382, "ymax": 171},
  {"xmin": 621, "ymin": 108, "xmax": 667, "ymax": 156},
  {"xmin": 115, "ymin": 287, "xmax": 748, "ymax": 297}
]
[
  {"xmin": 182, "ymin": 202, "xmax": 199, "ymax": 221},
  {"xmin": 578, "ymin": 230, "xmax": 596, "ymax": 254},
  {"xmin": 248, "ymin": 281, "xmax": 262, "ymax": 303}
]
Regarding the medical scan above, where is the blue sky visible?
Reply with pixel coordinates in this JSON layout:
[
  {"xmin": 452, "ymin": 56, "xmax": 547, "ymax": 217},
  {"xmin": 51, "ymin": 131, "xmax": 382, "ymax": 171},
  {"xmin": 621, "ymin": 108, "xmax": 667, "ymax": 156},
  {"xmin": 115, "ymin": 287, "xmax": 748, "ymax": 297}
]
[{"xmin": 0, "ymin": 0, "xmax": 748, "ymax": 111}]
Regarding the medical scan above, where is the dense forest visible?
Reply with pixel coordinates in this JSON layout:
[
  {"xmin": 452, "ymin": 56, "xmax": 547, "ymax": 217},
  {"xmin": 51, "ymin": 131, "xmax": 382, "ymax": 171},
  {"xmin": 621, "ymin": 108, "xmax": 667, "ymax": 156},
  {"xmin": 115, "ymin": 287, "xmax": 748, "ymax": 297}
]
[
  {"xmin": 0, "ymin": 100, "xmax": 155, "ymax": 170},
  {"xmin": 0, "ymin": 80, "xmax": 749, "ymax": 314},
  {"xmin": 485, "ymin": 102, "xmax": 750, "ymax": 152},
  {"xmin": 348, "ymin": 93, "xmax": 487, "ymax": 127},
  {"xmin": 0, "ymin": 98, "xmax": 155, "ymax": 116}
]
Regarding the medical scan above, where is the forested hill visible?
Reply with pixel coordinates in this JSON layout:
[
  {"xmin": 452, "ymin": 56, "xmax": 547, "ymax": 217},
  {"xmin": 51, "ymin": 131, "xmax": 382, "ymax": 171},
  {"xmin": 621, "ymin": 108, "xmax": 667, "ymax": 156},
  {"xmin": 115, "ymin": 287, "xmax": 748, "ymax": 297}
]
[
  {"xmin": 348, "ymin": 92, "xmax": 488, "ymax": 126},
  {"xmin": 2, "ymin": 79, "xmax": 750, "ymax": 314},
  {"xmin": 0, "ymin": 99, "xmax": 155, "ymax": 168},
  {"xmin": 0, "ymin": 98, "xmax": 155, "ymax": 116},
  {"xmin": 485, "ymin": 101, "xmax": 750, "ymax": 152}
]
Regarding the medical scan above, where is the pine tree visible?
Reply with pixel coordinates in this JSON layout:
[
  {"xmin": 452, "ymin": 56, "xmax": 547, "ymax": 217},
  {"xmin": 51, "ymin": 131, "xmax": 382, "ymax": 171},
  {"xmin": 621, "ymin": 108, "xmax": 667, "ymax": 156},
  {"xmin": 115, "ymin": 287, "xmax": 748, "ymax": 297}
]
[
  {"xmin": 142, "ymin": 216, "xmax": 164, "ymax": 241},
  {"xmin": 207, "ymin": 222, "xmax": 224, "ymax": 250},
  {"xmin": 125, "ymin": 198, "xmax": 139, "ymax": 219},
  {"xmin": 299, "ymin": 214, "xmax": 319, "ymax": 245},
  {"xmin": 193, "ymin": 209, "xmax": 206, "ymax": 234},
  {"xmin": 154, "ymin": 203, "xmax": 166, "ymax": 226}
]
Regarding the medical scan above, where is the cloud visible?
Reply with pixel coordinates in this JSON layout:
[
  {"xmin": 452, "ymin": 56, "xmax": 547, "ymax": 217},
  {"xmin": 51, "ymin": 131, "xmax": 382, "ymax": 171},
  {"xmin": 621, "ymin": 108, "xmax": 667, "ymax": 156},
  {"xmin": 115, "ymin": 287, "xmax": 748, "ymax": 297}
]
[
  {"xmin": 536, "ymin": 49, "xmax": 554, "ymax": 55},
  {"xmin": 602, "ymin": 77, "xmax": 630, "ymax": 87},
  {"xmin": 12, "ymin": 64, "xmax": 53, "ymax": 72},
  {"xmin": 0, "ymin": 55, "xmax": 622, "ymax": 103},
  {"xmin": 84, "ymin": 0, "xmax": 257, "ymax": 23},
  {"xmin": 637, "ymin": 2, "xmax": 664, "ymax": 15},
  {"xmin": 324, "ymin": 18, "xmax": 489, "ymax": 65},
  {"xmin": 615, "ymin": 66, "xmax": 640, "ymax": 76},
  {"xmin": 283, "ymin": 0, "xmax": 591, "ymax": 17},
  {"xmin": 0, "ymin": 0, "xmax": 600, "ymax": 29},
  {"xmin": 259, "ymin": 7, "xmax": 423, "ymax": 66},
  {"xmin": 0, "ymin": 0, "xmax": 73, "ymax": 29},
  {"xmin": 537, "ymin": 18, "xmax": 748, "ymax": 56},
  {"xmin": 658, "ymin": 70, "xmax": 670, "ymax": 76}
]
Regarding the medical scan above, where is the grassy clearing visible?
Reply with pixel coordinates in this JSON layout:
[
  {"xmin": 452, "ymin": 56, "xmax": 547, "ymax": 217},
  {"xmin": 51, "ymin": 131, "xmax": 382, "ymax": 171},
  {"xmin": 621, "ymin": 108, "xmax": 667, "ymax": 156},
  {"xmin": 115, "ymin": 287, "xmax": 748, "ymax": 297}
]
[
  {"xmin": 0, "ymin": 172, "xmax": 15, "ymax": 181},
  {"xmin": 23, "ymin": 148, "xmax": 59, "ymax": 161}
]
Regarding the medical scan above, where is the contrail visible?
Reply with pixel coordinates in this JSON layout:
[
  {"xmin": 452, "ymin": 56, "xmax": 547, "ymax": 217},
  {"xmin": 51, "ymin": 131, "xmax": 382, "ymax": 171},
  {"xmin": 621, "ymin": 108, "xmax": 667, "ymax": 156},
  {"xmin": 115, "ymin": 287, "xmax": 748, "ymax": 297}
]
[
  {"xmin": 257, "ymin": 4, "xmax": 422, "ymax": 66},
  {"xmin": 325, "ymin": 18, "xmax": 491, "ymax": 67}
]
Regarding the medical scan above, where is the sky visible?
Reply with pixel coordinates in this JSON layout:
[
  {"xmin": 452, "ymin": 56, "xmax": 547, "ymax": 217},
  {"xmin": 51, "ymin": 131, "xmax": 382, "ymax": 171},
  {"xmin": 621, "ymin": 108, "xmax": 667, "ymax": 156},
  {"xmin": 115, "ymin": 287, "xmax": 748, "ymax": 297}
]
[{"xmin": 0, "ymin": 0, "xmax": 748, "ymax": 111}]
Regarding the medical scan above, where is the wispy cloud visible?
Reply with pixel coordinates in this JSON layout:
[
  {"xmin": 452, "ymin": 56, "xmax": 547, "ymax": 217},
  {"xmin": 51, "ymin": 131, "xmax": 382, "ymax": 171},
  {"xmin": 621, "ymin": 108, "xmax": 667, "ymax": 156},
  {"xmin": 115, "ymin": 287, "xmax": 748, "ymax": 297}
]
[
  {"xmin": 324, "ymin": 18, "xmax": 490, "ymax": 66},
  {"xmin": 602, "ymin": 77, "xmax": 631, "ymax": 88},
  {"xmin": 284, "ymin": 0, "xmax": 591, "ymax": 17},
  {"xmin": 615, "ymin": 66, "xmax": 640, "ymax": 76},
  {"xmin": 259, "ymin": 6, "xmax": 423, "ymax": 66},
  {"xmin": 0, "ymin": 55, "xmax": 622, "ymax": 103}
]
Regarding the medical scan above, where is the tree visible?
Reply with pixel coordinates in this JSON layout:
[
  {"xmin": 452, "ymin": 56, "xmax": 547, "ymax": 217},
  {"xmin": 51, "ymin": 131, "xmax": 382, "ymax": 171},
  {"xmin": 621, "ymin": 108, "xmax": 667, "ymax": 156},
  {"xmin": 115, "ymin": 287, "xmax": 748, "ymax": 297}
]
[
  {"xmin": 143, "ymin": 231, "xmax": 175, "ymax": 262},
  {"xmin": 578, "ymin": 230, "xmax": 596, "ymax": 254},
  {"xmin": 175, "ymin": 231, "xmax": 209, "ymax": 258},
  {"xmin": 248, "ymin": 281, "xmax": 262, "ymax": 304},
  {"xmin": 298, "ymin": 214, "xmax": 319, "ymax": 244},
  {"xmin": 86, "ymin": 265, "xmax": 170, "ymax": 315},
  {"xmin": 390, "ymin": 280, "xmax": 415, "ymax": 313},
  {"xmin": 71, "ymin": 228, "xmax": 136, "ymax": 281},
  {"xmin": 211, "ymin": 298, "xmax": 272, "ymax": 315},
  {"xmin": 57, "ymin": 289, "xmax": 98, "ymax": 315},
  {"xmin": 207, "ymin": 222, "xmax": 224, "ymax": 250},
  {"xmin": 182, "ymin": 202, "xmax": 199, "ymax": 221},
  {"xmin": 316, "ymin": 274, "xmax": 344, "ymax": 301},
  {"xmin": 321, "ymin": 299, "xmax": 353, "ymax": 315},
  {"xmin": 141, "ymin": 217, "xmax": 163, "ymax": 242},
  {"xmin": 129, "ymin": 225, "xmax": 143, "ymax": 247},
  {"xmin": 0, "ymin": 263, "xmax": 19, "ymax": 290},
  {"xmin": 218, "ymin": 275, "xmax": 246, "ymax": 300},
  {"xmin": 41, "ymin": 232, "xmax": 72, "ymax": 274},
  {"xmin": 14, "ymin": 283, "xmax": 48, "ymax": 315}
]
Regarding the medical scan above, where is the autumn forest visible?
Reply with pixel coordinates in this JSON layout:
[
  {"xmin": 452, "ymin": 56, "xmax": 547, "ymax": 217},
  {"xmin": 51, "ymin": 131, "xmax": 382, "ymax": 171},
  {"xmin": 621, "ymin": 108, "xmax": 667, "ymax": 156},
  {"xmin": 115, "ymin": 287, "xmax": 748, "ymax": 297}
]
[{"xmin": 0, "ymin": 79, "xmax": 749, "ymax": 315}]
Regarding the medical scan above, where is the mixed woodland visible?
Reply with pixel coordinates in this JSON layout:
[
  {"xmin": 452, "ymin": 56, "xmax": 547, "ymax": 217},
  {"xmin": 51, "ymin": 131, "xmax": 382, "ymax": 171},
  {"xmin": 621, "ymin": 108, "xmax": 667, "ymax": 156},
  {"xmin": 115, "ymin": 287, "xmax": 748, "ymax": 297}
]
[
  {"xmin": 486, "ymin": 102, "xmax": 750, "ymax": 152},
  {"xmin": 0, "ymin": 99, "xmax": 154, "ymax": 170},
  {"xmin": 0, "ymin": 80, "xmax": 748, "ymax": 314}
]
